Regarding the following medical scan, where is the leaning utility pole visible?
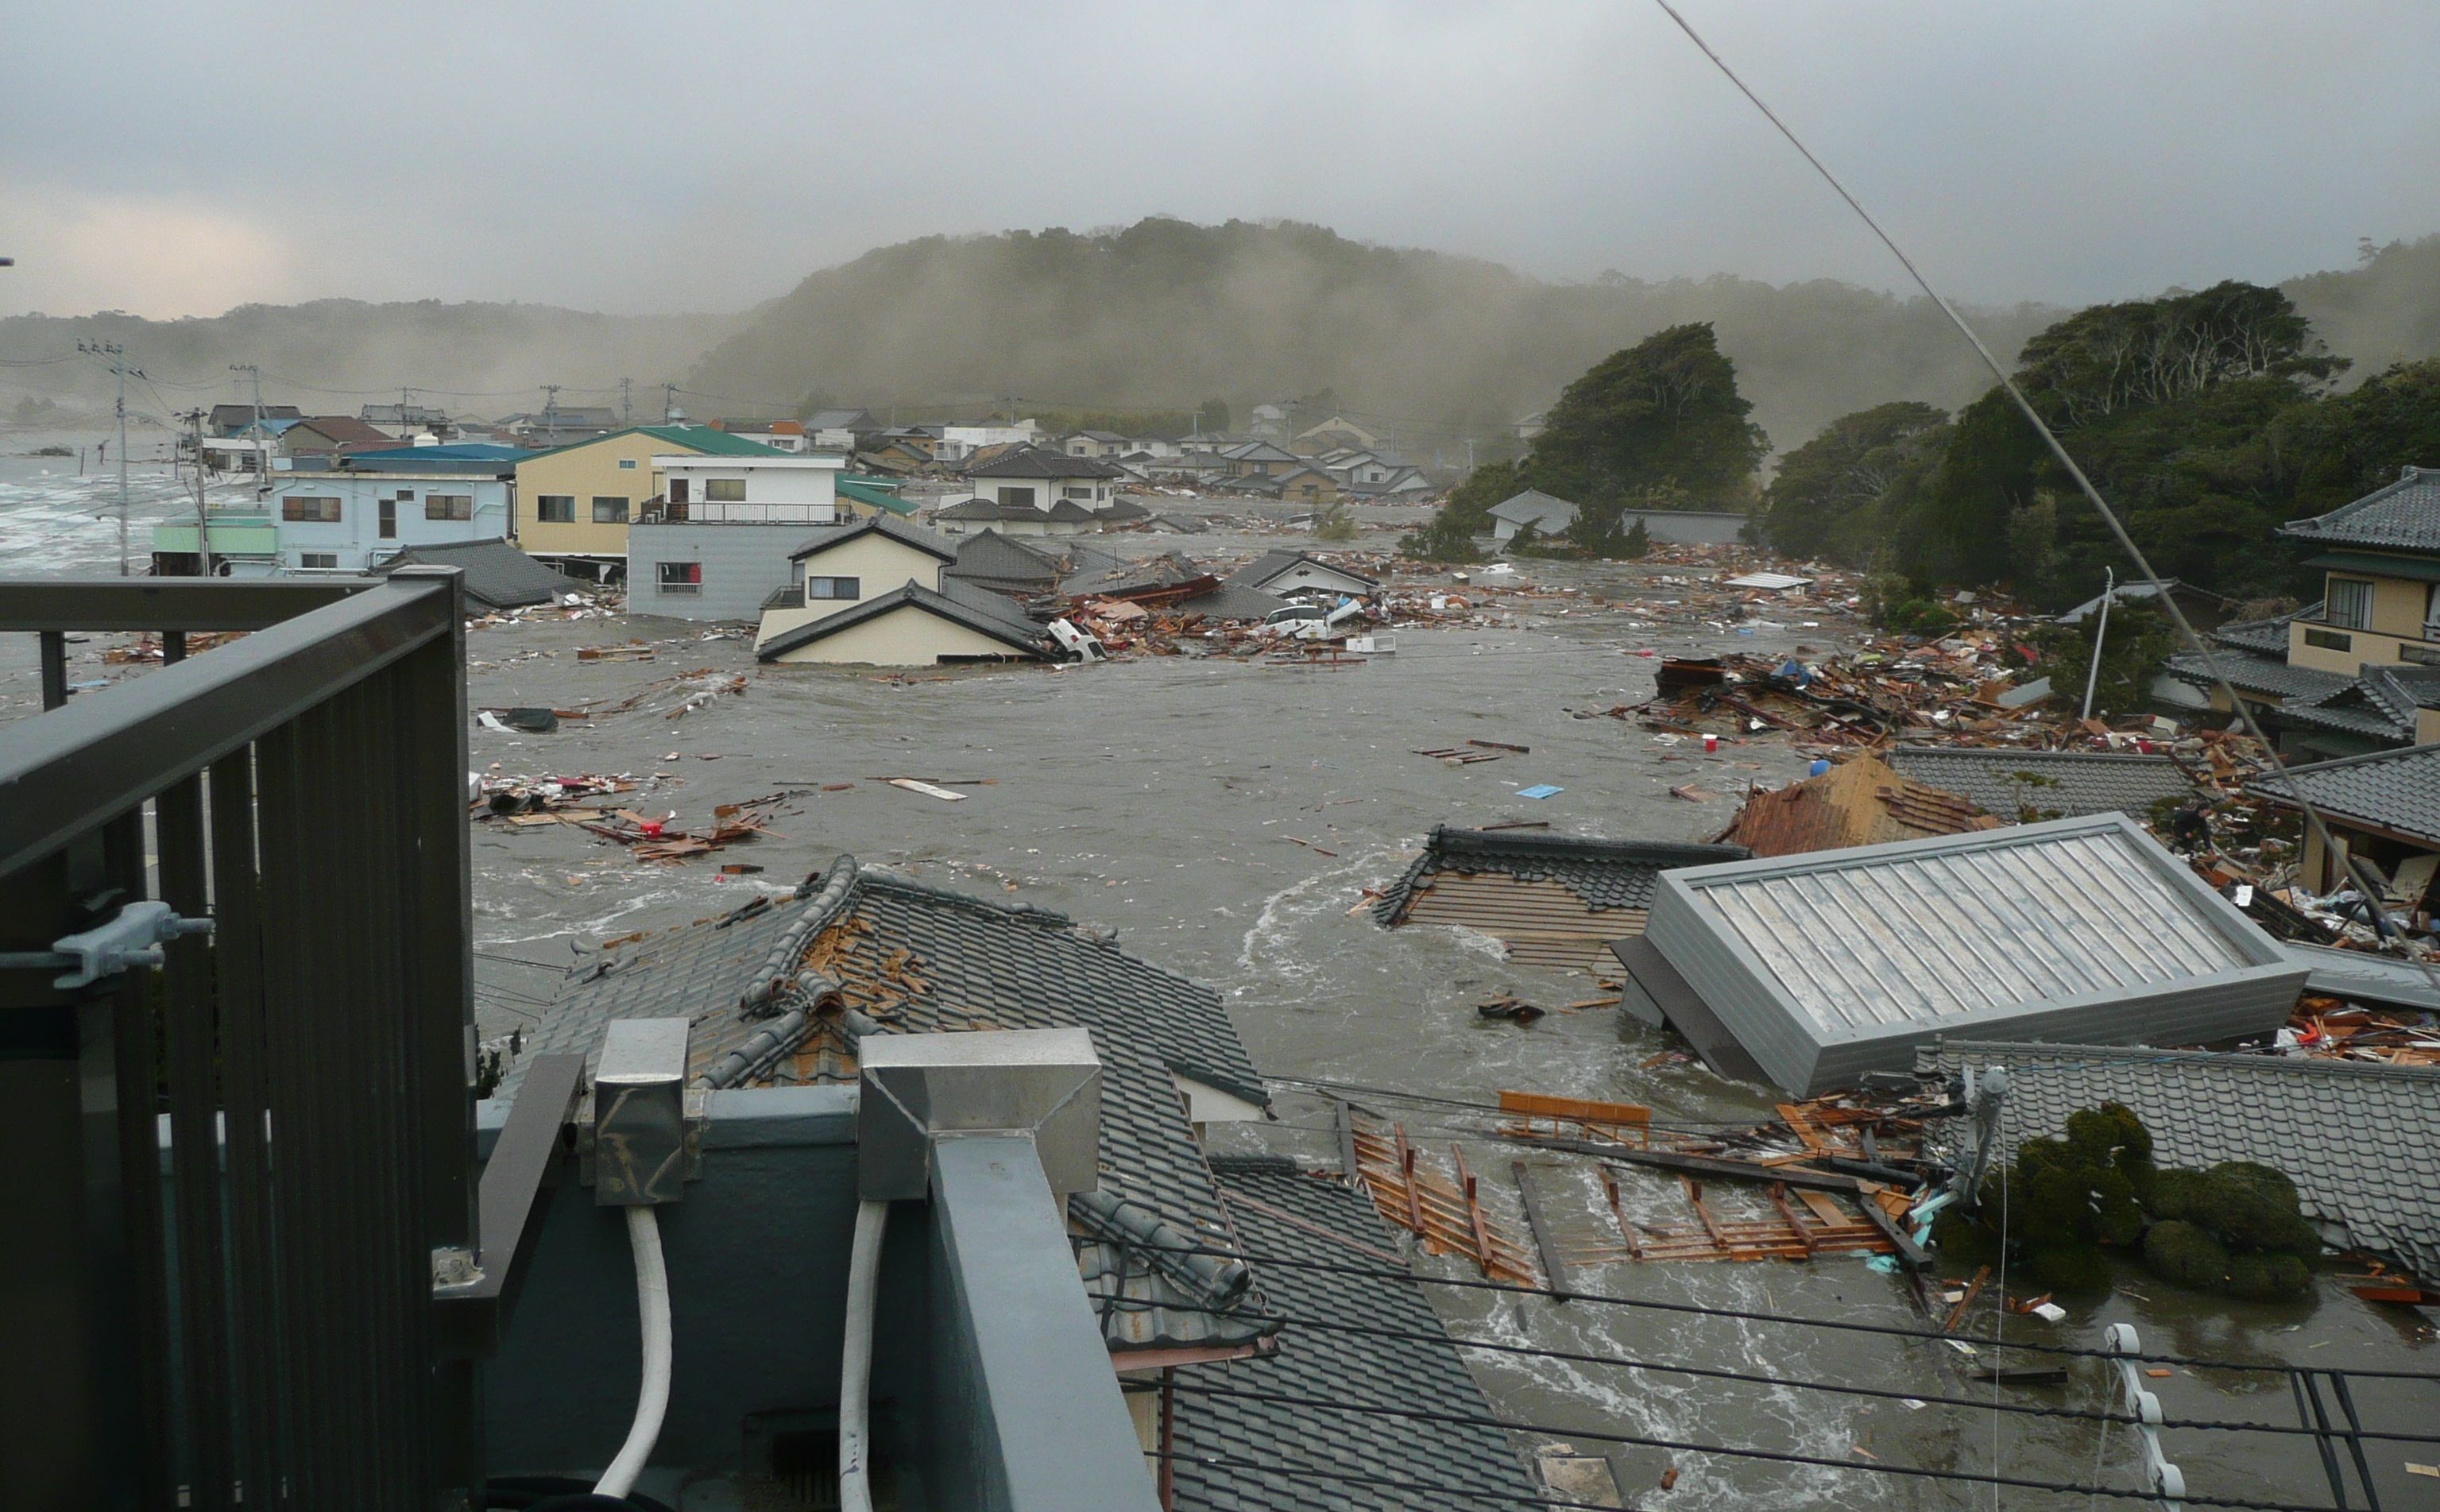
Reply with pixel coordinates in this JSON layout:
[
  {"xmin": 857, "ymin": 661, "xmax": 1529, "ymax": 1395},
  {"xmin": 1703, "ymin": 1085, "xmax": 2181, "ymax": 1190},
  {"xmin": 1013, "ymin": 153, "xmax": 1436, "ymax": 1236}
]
[
  {"xmin": 230, "ymin": 362, "xmax": 268, "ymax": 501},
  {"xmin": 2079, "ymin": 566, "xmax": 2115, "ymax": 721},
  {"xmin": 180, "ymin": 407, "xmax": 213, "ymax": 578},
  {"xmin": 79, "ymin": 339, "xmax": 139, "ymax": 574}
]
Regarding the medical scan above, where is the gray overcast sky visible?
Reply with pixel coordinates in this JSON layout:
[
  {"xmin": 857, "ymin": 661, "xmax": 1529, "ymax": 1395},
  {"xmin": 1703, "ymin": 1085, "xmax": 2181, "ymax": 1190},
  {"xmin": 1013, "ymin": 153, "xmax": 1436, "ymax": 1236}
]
[{"xmin": 6, "ymin": 0, "xmax": 2438, "ymax": 319}]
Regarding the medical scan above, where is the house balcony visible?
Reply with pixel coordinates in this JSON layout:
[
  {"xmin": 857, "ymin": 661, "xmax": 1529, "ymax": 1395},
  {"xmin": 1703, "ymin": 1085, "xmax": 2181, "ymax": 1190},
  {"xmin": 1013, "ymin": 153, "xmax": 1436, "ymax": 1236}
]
[
  {"xmin": 646, "ymin": 500, "xmax": 839, "ymax": 526},
  {"xmin": 0, "ymin": 574, "xmax": 1159, "ymax": 1512}
]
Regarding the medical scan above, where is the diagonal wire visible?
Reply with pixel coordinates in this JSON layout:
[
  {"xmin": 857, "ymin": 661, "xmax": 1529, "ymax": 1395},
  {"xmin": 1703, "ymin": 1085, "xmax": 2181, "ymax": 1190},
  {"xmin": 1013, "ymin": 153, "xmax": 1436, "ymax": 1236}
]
[{"xmin": 1647, "ymin": 0, "xmax": 2440, "ymax": 997}]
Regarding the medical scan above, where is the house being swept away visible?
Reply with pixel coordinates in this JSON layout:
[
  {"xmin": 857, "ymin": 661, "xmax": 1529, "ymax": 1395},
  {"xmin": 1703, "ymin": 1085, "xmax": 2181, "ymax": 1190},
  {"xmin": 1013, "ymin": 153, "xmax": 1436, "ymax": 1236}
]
[
  {"xmin": 1483, "ymin": 489, "xmax": 1751, "ymax": 549},
  {"xmin": 370, "ymin": 538, "xmax": 573, "ymax": 612},
  {"xmin": 1487, "ymin": 489, "xmax": 1579, "ymax": 545},
  {"xmin": 1921, "ymin": 1041, "xmax": 2440, "ymax": 1279},
  {"xmin": 754, "ymin": 515, "xmax": 1046, "ymax": 666},
  {"xmin": 1376, "ymin": 825, "xmax": 1749, "ymax": 973},
  {"xmin": 2170, "ymin": 466, "xmax": 2440, "ymax": 756},
  {"xmin": 1614, "ymin": 813, "xmax": 2306, "ymax": 1096},
  {"xmin": 2246, "ymin": 741, "xmax": 2440, "ymax": 905},
  {"xmin": 1714, "ymin": 751, "xmax": 1997, "ymax": 858},
  {"xmin": 495, "ymin": 860, "xmax": 1535, "ymax": 1502},
  {"xmin": 1224, "ymin": 549, "xmax": 1378, "ymax": 601},
  {"xmin": 1884, "ymin": 747, "xmax": 2197, "ymax": 823}
]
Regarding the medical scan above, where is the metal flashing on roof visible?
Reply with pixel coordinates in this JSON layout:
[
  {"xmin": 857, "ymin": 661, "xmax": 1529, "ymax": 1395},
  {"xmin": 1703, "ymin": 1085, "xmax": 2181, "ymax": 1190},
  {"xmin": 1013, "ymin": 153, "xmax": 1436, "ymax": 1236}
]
[{"xmin": 1646, "ymin": 814, "xmax": 2303, "ymax": 1096}]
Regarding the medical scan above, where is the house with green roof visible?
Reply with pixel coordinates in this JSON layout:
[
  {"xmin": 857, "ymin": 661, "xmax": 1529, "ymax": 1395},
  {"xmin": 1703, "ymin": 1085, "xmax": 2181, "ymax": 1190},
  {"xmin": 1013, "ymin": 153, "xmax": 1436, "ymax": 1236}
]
[{"xmin": 512, "ymin": 423, "xmax": 781, "ymax": 573}]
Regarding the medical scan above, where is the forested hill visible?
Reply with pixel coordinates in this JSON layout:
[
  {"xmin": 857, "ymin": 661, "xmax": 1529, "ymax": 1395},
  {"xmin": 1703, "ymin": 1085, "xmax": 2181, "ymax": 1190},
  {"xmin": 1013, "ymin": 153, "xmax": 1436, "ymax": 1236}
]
[{"xmin": 689, "ymin": 218, "xmax": 2061, "ymax": 454}]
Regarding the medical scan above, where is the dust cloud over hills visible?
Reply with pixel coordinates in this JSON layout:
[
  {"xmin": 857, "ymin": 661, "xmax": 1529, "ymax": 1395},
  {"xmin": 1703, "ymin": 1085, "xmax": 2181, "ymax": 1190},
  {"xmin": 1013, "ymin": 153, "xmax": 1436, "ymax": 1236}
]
[{"xmin": 9, "ymin": 219, "xmax": 2440, "ymax": 451}]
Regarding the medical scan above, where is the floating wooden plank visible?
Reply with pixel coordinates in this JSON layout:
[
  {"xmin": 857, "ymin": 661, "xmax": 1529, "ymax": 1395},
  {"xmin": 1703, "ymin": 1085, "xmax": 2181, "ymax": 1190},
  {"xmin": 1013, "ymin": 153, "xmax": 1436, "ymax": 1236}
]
[
  {"xmin": 1943, "ymin": 1265, "xmax": 1992, "ymax": 1333},
  {"xmin": 1597, "ymin": 1146, "xmax": 1871, "ymax": 1196},
  {"xmin": 886, "ymin": 777, "xmax": 967, "ymax": 801},
  {"xmin": 1347, "ymin": 1116, "xmax": 1537, "ymax": 1284}
]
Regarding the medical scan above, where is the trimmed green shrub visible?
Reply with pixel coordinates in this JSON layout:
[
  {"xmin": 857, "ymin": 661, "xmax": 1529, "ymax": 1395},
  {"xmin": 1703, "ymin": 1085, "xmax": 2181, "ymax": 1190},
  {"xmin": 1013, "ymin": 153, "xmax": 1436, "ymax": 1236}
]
[
  {"xmin": 2226, "ymin": 1252, "xmax": 2313, "ymax": 1301},
  {"xmin": 2144, "ymin": 1168, "xmax": 2205, "ymax": 1223},
  {"xmin": 2024, "ymin": 1242, "xmax": 2114, "ymax": 1294},
  {"xmin": 2194, "ymin": 1163, "xmax": 2318, "ymax": 1255},
  {"xmin": 2090, "ymin": 1170, "xmax": 2146, "ymax": 1248},
  {"xmin": 1930, "ymin": 1206, "xmax": 2001, "ymax": 1268},
  {"xmin": 2143, "ymin": 1220, "xmax": 2233, "ymax": 1291}
]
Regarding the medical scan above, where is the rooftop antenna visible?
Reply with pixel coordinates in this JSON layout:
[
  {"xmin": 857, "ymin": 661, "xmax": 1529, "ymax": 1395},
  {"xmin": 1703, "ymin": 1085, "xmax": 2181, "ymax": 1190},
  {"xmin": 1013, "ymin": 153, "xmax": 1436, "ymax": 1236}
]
[{"xmin": 79, "ymin": 340, "xmax": 140, "ymax": 574}]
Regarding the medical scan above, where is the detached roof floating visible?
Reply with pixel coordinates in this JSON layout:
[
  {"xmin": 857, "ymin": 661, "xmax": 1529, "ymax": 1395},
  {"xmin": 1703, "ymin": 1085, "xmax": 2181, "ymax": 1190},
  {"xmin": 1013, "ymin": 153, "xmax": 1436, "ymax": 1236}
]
[
  {"xmin": 1379, "ymin": 825, "xmax": 1747, "ymax": 973},
  {"xmin": 1635, "ymin": 814, "xmax": 2303, "ymax": 1096}
]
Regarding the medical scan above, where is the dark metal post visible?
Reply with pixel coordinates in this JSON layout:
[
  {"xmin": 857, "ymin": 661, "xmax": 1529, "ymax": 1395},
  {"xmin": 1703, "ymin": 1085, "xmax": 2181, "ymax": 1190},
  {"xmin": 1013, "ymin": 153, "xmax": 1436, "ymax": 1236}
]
[{"xmin": 39, "ymin": 628, "xmax": 68, "ymax": 708}]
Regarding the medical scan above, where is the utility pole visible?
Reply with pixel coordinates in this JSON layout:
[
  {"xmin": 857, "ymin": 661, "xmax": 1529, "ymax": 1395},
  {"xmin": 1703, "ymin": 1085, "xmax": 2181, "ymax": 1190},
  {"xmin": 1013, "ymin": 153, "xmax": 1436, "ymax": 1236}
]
[
  {"xmin": 620, "ymin": 377, "xmax": 633, "ymax": 427},
  {"xmin": 400, "ymin": 385, "xmax": 416, "ymax": 436},
  {"xmin": 2079, "ymin": 566, "xmax": 2115, "ymax": 721},
  {"xmin": 79, "ymin": 339, "xmax": 139, "ymax": 575},
  {"xmin": 659, "ymin": 382, "xmax": 677, "ymax": 423},
  {"xmin": 230, "ymin": 362, "xmax": 268, "ymax": 501},
  {"xmin": 180, "ymin": 408, "xmax": 213, "ymax": 578},
  {"xmin": 540, "ymin": 383, "xmax": 562, "ymax": 439}
]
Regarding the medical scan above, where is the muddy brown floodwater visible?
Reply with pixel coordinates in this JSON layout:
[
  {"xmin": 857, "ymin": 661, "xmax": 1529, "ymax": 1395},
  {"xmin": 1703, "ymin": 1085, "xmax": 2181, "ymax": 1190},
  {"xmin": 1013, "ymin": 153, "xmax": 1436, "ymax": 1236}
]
[{"xmin": 3, "ymin": 491, "xmax": 2434, "ymax": 1507}]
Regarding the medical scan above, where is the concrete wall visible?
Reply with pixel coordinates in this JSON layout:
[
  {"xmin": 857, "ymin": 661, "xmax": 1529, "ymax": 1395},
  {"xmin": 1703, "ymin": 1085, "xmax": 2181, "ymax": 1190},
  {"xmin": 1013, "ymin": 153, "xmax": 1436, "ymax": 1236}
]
[
  {"xmin": 766, "ymin": 603, "xmax": 1033, "ymax": 666},
  {"xmin": 629, "ymin": 523, "xmax": 818, "ymax": 622}
]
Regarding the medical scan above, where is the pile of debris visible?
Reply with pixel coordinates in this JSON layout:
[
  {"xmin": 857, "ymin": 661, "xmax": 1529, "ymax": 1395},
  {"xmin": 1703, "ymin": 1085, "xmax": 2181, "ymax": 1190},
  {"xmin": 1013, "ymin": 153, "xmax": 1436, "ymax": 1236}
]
[{"xmin": 471, "ymin": 772, "xmax": 794, "ymax": 867}]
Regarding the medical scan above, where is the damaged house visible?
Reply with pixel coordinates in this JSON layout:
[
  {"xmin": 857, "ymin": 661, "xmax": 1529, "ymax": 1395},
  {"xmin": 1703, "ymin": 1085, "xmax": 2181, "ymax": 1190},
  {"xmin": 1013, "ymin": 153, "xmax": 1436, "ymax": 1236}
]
[
  {"xmin": 1377, "ymin": 825, "xmax": 1748, "ymax": 973},
  {"xmin": 1614, "ymin": 814, "xmax": 2306, "ymax": 1096},
  {"xmin": 753, "ymin": 515, "xmax": 1049, "ymax": 666}
]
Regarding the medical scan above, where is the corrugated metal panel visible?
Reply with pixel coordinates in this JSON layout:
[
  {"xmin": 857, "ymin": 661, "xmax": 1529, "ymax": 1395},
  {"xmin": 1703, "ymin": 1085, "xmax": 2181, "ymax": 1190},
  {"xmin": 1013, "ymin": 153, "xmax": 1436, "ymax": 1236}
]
[
  {"xmin": 1398, "ymin": 874, "xmax": 1645, "ymax": 975},
  {"xmin": 1647, "ymin": 814, "xmax": 2303, "ymax": 1096},
  {"xmin": 1693, "ymin": 826, "xmax": 2248, "ymax": 1031},
  {"xmin": 628, "ymin": 523, "xmax": 815, "ymax": 621}
]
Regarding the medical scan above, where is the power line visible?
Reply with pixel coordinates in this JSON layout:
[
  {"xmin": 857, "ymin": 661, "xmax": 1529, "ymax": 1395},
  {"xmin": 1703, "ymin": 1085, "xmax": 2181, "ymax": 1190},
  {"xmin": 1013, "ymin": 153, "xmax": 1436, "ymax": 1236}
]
[
  {"xmin": 1162, "ymin": 1380, "xmax": 2352, "ymax": 1512},
  {"xmin": 1081, "ymin": 1236, "xmax": 2440, "ymax": 1379},
  {"xmin": 1149, "ymin": 1447, "xmax": 1653, "ymax": 1512},
  {"xmin": 1099, "ymin": 1300, "xmax": 2440, "ymax": 1445}
]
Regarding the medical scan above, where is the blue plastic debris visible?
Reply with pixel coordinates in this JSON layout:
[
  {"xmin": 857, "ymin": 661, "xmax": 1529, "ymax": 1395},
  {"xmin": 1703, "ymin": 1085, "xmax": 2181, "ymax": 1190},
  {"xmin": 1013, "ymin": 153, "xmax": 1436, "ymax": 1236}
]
[
  {"xmin": 1516, "ymin": 784, "xmax": 1564, "ymax": 800},
  {"xmin": 1865, "ymin": 1254, "xmax": 1902, "ymax": 1274},
  {"xmin": 1808, "ymin": 758, "xmax": 1831, "ymax": 777}
]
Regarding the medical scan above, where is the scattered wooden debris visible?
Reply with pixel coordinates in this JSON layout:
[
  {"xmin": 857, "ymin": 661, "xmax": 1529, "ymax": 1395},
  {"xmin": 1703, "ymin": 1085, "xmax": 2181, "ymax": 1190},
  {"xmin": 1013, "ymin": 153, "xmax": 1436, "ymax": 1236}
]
[{"xmin": 1345, "ymin": 1115, "xmax": 1538, "ymax": 1284}]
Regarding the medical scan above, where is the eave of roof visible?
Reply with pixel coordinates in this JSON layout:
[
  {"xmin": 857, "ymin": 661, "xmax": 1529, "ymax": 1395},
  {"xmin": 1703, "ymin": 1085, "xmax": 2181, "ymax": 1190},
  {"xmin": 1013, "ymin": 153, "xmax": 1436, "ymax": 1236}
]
[{"xmin": 754, "ymin": 578, "xmax": 1045, "ymax": 660}]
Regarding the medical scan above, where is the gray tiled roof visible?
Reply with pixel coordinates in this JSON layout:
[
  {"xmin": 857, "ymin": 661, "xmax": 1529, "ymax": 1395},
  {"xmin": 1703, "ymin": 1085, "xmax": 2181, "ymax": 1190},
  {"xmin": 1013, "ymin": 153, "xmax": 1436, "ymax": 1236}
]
[
  {"xmin": 1885, "ymin": 748, "xmax": 2194, "ymax": 822},
  {"xmin": 2211, "ymin": 602, "xmax": 2318, "ymax": 656},
  {"xmin": 508, "ymin": 860, "xmax": 1275, "ymax": 1352},
  {"xmin": 2246, "ymin": 741, "xmax": 2440, "ymax": 844},
  {"xmin": 966, "ymin": 446, "xmax": 1123, "ymax": 479},
  {"xmin": 754, "ymin": 576, "xmax": 1046, "ymax": 660},
  {"xmin": 374, "ymin": 538, "xmax": 570, "ymax": 610},
  {"xmin": 1173, "ymin": 581, "xmax": 1290, "ymax": 621},
  {"xmin": 2164, "ymin": 649, "xmax": 2352, "ymax": 702},
  {"xmin": 2280, "ymin": 466, "xmax": 2440, "ymax": 553},
  {"xmin": 1377, "ymin": 825, "xmax": 1750, "ymax": 924},
  {"xmin": 786, "ymin": 512, "xmax": 955, "ymax": 563},
  {"xmin": 1170, "ymin": 1155, "xmax": 1535, "ymax": 1512},
  {"xmin": 1061, "ymin": 550, "xmax": 1210, "ymax": 598},
  {"xmin": 1921, "ymin": 1040, "xmax": 2440, "ymax": 1277}
]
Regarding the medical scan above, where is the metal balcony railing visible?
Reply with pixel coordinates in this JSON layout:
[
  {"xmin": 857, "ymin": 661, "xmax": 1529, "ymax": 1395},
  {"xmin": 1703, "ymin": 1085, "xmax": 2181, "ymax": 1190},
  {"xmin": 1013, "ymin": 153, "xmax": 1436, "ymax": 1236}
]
[{"xmin": 0, "ymin": 573, "xmax": 479, "ymax": 1511}]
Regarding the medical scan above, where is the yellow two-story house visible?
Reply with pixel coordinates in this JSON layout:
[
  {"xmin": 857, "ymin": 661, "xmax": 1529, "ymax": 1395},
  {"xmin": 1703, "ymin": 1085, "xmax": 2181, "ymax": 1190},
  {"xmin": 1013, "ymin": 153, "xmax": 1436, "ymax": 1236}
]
[
  {"xmin": 2175, "ymin": 466, "xmax": 2440, "ymax": 759},
  {"xmin": 512, "ymin": 424, "xmax": 782, "ymax": 574}
]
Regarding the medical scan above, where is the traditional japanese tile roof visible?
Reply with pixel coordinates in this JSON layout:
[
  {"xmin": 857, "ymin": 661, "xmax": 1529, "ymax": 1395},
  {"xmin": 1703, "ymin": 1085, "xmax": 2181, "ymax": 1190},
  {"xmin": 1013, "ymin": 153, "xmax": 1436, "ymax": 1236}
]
[
  {"xmin": 2247, "ymin": 741, "xmax": 2440, "ymax": 844},
  {"xmin": 753, "ymin": 575, "xmax": 1047, "ymax": 660},
  {"xmin": 1060, "ymin": 550, "xmax": 1213, "ymax": 599},
  {"xmin": 2209, "ymin": 602, "xmax": 2318, "ymax": 656},
  {"xmin": 518, "ymin": 423, "xmax": 783, "ymax": 462},
  {"xmin": 1170, "ymin": 1154, "xmax": 1537, "ymax": 1512},
  {"xmin": 1378, "ymin": 825, "xmax": 1750, "ymax": 926},
  {"xmin": 2276, "ymin": 675, "xmax": 2420, "ymax": 744},
  {"xmin": 373, "ymin": 539, "xmax": 570, "ymax": 611},
  {"xmin": 2280, "ymin": 466, "xmax": 2440, "ymax": 554},
  {"xmin": 1921, "ymin": 1040, "xmax": 2440, "ymax": 1278},
  {"xmin": 1885, "ymin": 748, "xmax": 2194, "ymax": 822},
  {"xmin": 943, "ymin": 528, "xmax": 1064, "ymax": 594},
  {"xmin": 506, "ymin": 859, "xmax": 1276, "ymax": 1352},
  {"xmin": 2164, "ymin": 649, "xmax": 2352, "ymax": 702},
  {"xmin": 783, "ymin": 512, "xmax": 955, "ymax": 563},
  {"xmin": 1485, "ymin": 489, "xmax": 1579, "ymax": 532},
  {"xmin": 965, "ymin": 446, "xmax": 1123, "ymax": 480},
  {"xmin": 1172, "ymin": 581, "xmax": 1290, "ymax": 621}
]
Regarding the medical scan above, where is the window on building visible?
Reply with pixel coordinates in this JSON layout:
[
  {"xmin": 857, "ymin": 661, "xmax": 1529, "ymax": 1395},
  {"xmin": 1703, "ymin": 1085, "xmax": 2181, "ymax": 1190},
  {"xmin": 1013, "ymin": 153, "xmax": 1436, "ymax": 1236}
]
[
  {"xmin": 2326, "ymin": 577, "xmax": 2373, "ymax": 630},
  {"xmin": 657, "ymin": 561, "xmax": 702, "ymax": 594},
  {"xmin": 706, "ymin": 478, "xmax": 748, "ymax": 502},
  {"xmin": 2427, "ymin": 584, "xmax": 2440, "ymax": 640},
  {"xmin": 804, "ymin": 575, "xmax": 860, "ymax": 600},
  {"xmin": 2304, "ymin": 628, "xmax": 2352, "ymax": 652},
  {"xmin": 996, "ymin": 485, "xmax": 1038, "ymax": 508},
  {"xmin": 1060, "ymin": 485, "xmax": 1094, "ymax": 500},
  {"xmin": 298, "ymin": 552, "xmax": 339, "ymax": 569},
  {"xmin": 282, "ymin": 494, "xmax": 342, "ymax": 523},
  {"xmin": 425, "ymin": 493, "xmax": 473, "ymax": 521},
  {"xmin": 593, "ymin": 497, "xmax": 630, "ymax": 524},
  {"xmin": 618, "ymin": 458, "xmax": 638, "ymax": 470},
  {"xmin": 535, "ymin": 495, "xmax": 575, "ymax": 523}
]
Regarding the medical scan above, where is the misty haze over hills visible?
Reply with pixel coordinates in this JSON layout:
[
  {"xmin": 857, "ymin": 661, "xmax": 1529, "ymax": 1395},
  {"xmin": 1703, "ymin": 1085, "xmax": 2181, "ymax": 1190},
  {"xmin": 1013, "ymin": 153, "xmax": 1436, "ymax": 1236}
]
[{"xmin": 8, "ymin": 219, "xmax": 2440, "ymax": 455}]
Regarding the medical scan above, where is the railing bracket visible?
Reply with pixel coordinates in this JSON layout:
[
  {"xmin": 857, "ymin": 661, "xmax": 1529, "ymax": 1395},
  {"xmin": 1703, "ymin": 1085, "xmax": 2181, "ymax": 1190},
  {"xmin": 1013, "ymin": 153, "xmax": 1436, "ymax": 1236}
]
[{"xmin": 0, "ymin": 900, "xmax": 215, "ymax": 990}]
